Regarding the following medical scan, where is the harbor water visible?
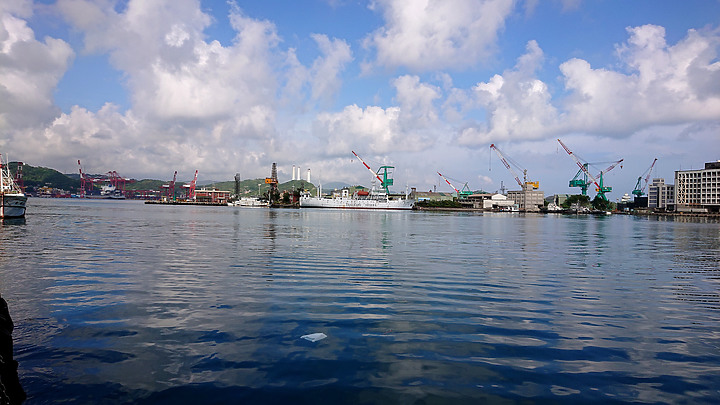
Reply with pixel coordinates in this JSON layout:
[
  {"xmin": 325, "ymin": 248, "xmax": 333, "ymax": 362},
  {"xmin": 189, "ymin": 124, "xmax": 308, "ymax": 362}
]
[{"xmin": 1, "ymin": 198, "xmax": 719, "ymax": 403}]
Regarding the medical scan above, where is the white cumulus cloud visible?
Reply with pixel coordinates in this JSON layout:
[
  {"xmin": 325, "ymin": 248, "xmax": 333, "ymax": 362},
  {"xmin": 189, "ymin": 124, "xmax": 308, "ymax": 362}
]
[
  {"xmin": 365, "ymin": 0, "xmax": 515, "ymax": 71},
  {"xmin": 457, "ymin": 25, "xmax": 720, "ymax": 146},
  {"xmin": 0, "ymin": 10, "xmax": 74, "ymax": 129}
]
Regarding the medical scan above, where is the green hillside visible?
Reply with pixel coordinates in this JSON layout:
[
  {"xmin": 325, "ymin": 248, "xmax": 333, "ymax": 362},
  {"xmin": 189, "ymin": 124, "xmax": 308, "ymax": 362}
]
[{"xmin": 8, "ymin": 162, "xmax": 80, "ymax": 191}]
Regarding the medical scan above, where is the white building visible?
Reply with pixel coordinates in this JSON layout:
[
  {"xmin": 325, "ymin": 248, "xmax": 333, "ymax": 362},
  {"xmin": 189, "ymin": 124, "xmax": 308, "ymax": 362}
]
[
  {"xmin": 675, "ymin": 161, "xmax": 720, "ymax": 213},
  {"xmin": 483, "ymin": 194, "xmax": 516, "ymax": 210},
  {"xmin": 648, "ymin": 178, "xmax": 674, "ymax": 210}
]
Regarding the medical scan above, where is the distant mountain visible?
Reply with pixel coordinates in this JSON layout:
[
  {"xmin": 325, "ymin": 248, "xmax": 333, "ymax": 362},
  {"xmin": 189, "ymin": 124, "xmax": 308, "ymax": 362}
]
[{"xmin": 321, "ymin": 181, "xmax": 352, "ymax": 190}]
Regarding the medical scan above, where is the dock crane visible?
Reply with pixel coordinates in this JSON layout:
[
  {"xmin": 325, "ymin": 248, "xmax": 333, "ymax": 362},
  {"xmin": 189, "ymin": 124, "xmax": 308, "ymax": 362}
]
[
  {"xmin": 557, "ymin": 139, "xmax": 622, "ymax": 201},
  {"xmin": 183, "ymin": 170, "xmax": 199, "ymax": 201},
  {"xmin": 162, "ymin": 171, "xmax": 177, "ymax": 202},
  {"xmin": 437, "ymin": 172, "xmax": 472, "ymax": 198},
  {"xmin": 352, "ymin": 151, "xmax": 394, "ymax": 194},
  {"xmin": 77, "ymin": 160, "xmax": 88, "ymax": 197},
  {"xmin": 77, "ymin": 160, "xmax": 101, "ymax": 197},
  {"xmin": 569, "ymin": 159, "xmax": 624, "ymax": 196},
  {"xmin": 489, "ymin": 144, "xmax": 539, "ymax": 190},
  {"xmin": 632, "ymin": 158, "xmax": 657, "ymax": 197}
]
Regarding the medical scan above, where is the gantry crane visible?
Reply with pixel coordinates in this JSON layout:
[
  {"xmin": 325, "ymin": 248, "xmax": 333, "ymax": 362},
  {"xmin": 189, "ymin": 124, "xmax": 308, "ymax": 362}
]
[
  {"xmin": 352, "ymin": 151, "xmax": 394, "ymax": 194},
  {"xmin": 183, "ymin": 170, "xmax": 199, "ymax": 201},
  {"xmin": 632, "ymin": 158, "xmax": 657, "ymax": 197},
  {"xmin": 557, "ymin": 139, "xmax": 622, "ymax": 201},
  {"xmin": 490, "ymin": 144, "xmax": 539, "ymax": 190},
  {"xmin": 437, "ymin": 172, "xmax": 472, "ymax": 198},
  {"xmin": 162, "ymin": 171, "xmax": 177, "ymax": 201}
]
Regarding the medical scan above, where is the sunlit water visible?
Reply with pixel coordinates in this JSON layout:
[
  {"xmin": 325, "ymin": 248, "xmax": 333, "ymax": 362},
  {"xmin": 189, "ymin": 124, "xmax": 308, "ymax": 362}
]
[{"xmin": 1, "ymin": 198, "xmax": 719, "ymax": 404}]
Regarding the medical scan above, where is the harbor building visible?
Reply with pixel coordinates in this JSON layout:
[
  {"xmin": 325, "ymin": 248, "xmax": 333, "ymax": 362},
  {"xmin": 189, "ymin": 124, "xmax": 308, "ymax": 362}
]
[
  {"xmin": 675, "ymin": 161, "xmax": 720, "ymax": 213},
  {"xmin": 648, "ymin": 178, "xmax": 674, "ymax": 211},
  {"xmin": 507, "ymin": 185, "xmax": 544, "ymax": 212},
  {"xmin": 195, "ymin": 188, "xmax": 231, "ymax": 204}
]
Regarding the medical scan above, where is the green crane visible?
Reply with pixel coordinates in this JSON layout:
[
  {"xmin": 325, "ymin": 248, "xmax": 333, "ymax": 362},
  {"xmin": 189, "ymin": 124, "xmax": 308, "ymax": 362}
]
[
  {"xmin": 558, "ymin": 139, "xmax": 623, "ymax": 201},
  {"xmin": 569, "ymin": 164, "xmax": 590, "ymax": 195},
  {"xmin": 569, "ymin": 160, "xmax": 624, "ymax": 196},
  {"xmin": 632, "ymin": 158, "xmax": 657, "ymax": 197}
]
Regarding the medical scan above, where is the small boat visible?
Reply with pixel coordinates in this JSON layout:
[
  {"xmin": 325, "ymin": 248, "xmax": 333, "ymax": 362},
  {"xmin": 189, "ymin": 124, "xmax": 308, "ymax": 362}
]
[{"xmin": 0, "ymin": 154, "xmax": 27, "ymax": 218}]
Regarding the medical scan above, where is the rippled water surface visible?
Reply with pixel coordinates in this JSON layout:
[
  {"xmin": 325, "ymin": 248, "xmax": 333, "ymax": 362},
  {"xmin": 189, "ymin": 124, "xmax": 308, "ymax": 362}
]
[{"xmin": 1, "ymin": 198, "xmax": 719, "ymax": 404}]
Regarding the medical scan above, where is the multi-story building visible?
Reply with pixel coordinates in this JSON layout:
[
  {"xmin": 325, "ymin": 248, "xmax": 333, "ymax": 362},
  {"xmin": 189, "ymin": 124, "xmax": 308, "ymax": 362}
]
[
  {"xmin": 648, "ymin": 178, "xmax": 674, "ymax": 210},
  {"xmin": 675, "ymin": 161, "xmax": 720, "ymax": 213},
  {"xmin": 507, "ymin": 184, "xmax": 544, "ymax": 212}
]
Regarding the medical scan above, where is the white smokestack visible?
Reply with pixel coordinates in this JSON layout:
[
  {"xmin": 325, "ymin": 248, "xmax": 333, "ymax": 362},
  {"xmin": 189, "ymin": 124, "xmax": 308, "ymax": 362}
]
[
  {"xmin": 292, "ymin": 165, "xmax": 296, "ymax": 180},
  {"xmin": 307, "ymin": 169, "xmax": 311, "ymax": 183}
]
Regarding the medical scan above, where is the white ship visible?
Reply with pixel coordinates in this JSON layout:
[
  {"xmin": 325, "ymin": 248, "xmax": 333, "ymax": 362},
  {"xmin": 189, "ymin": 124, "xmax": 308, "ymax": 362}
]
[
  {"xmin": 300, "ymin": 188, "xmax": 414, "ymax": 210},
  {"xmin": 299, "ymin": 150, "xmax": 415, "ymax": 210},
  {"xmin": 0, "ymin": 154, "xmax": 27, "ymax": 218}
]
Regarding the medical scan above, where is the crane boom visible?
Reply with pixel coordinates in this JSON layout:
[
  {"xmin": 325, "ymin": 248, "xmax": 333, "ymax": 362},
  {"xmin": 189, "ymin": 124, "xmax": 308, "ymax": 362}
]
[
  {"xmin": 490, "ymin": 144, "xmax": 523, "ymax": 188},
  {"xmin": 352, "ymin": 150, "xmax": 385, "ymax": 186},
  {"xmin": 437, "ymin": 172, "xmax": 460, "ymax": 193},
  {"xmin": 601, "ymin": 159, "xmax": 624, "ymax": 176}
]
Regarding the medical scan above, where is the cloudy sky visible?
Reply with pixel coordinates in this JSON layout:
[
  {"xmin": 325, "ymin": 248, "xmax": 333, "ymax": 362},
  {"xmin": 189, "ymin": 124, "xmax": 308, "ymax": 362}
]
[{"xmin": 1, "ymin": 0, "xmax": 719, "ymax": 197}]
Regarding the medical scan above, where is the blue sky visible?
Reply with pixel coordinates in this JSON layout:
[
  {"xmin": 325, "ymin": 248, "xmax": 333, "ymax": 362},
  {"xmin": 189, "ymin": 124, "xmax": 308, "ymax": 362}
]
[{"xmin": 1, "ymin": 0, "xmax": 719, "ymax": 198}]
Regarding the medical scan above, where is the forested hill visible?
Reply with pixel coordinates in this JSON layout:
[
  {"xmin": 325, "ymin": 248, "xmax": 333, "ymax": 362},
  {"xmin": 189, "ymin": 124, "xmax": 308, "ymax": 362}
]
[{"xmin": 8, "ymin": 162, "xmax": 79, "ymax": 191}]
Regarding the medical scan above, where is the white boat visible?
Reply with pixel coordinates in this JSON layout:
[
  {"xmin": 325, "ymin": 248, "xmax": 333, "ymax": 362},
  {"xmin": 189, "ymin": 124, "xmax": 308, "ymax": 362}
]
[
  {"xmin": 229, "ymin": 197, "xmax": 267, "ymax": 207},
  {"xmin": 0, "ymin": 154, "xmax": 27, "ymax": 218},
  {"xmin": 86, "ymin": 184, "xmax": 126, "ymax": 199},
  {"xmin": 300, "ymin": 188, "xmax": 414, "ymax": 210}
]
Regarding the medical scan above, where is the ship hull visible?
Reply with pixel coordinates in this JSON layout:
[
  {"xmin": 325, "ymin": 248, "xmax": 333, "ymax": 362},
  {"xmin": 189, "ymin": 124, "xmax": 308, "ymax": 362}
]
[
  {"xmin": 300, "ymin": 196, "xmax": 414, "ymax": 210},
  {"xmin": 0, "ymin": 194, "xmax": 27, "ymax": 218}
]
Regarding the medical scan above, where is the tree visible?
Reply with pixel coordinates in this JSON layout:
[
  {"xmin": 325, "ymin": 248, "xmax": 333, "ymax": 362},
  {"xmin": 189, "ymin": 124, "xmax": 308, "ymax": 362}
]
[
  {"xmin": 561, "ymin": 194, "xmax": 591, "ymax": 209},
  {"xmin": 592, "ymin": 195, "xmax": 615, "ymax": 211}
]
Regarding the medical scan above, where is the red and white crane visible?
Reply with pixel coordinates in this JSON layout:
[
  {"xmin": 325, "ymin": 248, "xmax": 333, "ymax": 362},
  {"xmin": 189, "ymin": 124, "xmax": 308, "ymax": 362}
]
[
  {"xmin": 77, "ymin": 160, "xmax": 95, "ymax": 198},
  {"xmin": 437, "ymin": 172, "xmax": 472, "ymax": 197},
  {"xmin": 437, "ymin": 172, "xmax": 460, "ymax": 194},
  {"xmin": 162, "ymin": 171, "xmax": 177, "ymax": 201},
  {"xmin": 352, "ymin": 151, "xmax": 385, "ymax": 185},
  {"xmin": 183, "ymin": 170, "xmax": 198, "ymax": 201},
  {"xmin": 490, "ymin": 144, "xmax": 538, "ymax": 190}
]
